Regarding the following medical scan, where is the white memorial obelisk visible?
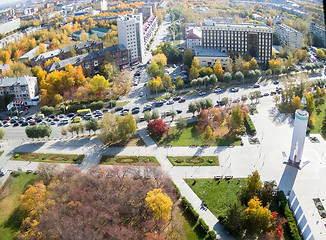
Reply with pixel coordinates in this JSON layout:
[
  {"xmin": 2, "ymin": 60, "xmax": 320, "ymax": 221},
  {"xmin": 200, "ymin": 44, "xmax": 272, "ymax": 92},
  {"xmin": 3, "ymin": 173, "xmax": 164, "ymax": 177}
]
[{"xmin": 288, "ymin": 96, "xmax": 309, "ymax": 165}]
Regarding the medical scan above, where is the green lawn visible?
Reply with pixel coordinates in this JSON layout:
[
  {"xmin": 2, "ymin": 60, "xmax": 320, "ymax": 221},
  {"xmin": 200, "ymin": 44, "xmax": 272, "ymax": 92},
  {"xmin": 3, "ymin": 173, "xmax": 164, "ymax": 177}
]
[
  {"xmin": 11, "ymin": 153, "xmax": 85, "ymax": 164},
  {"xmin": 115, "ymin": 101, "xmax": 129, "ymax": 108},
  {"xmin": 180, "ymin": 206, "xmax": 207, "ymax": 240},
  {"xmin": 167, "ymin": 156, "xmax": 219, "ymax": 166},
  {"xmin": 185, "ymin": 178, "xmax": 247, "ymax": 218},
  {"xmin": 311, "ymin": 100, "xmax": 326, "ymax": 139},
  {"xmin": 100, "ymin": 156, "xmax": 160, "ymax": 166},
  {"xmin": 0, "ymin": 151, "xmax": 3, "ymax": 157},
  {"xmin": 158, "ymin": 122, "xmax": 242, "ymax": 147},
  {"xmin": 0, "ymin": 172, "xmax": 38, "ymax": 239}
]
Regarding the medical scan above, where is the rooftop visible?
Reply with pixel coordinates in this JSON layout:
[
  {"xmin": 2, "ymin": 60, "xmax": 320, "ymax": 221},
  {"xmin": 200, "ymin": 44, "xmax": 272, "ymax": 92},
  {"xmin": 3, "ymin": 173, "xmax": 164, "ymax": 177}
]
[
  {"xmin": 0, "ymin": 76, "xmax": 36, "ymax": 87},
  {"xmin": 32, "ymin": 40, "xmax": 101, "ymax": 62},
  {"xmin": 186, "ymin": 28, "xmax": 202, "ymax": 39},
  {"xmin": 195, "ymin": 46, "xmax": 228, "ymax": 57},
  {"xmin": 201, "ymin": 20, "xmax": 272, "ymax": 31},
  {"xmin": 45, "ymin": 44, "xmax": 127, "ymax": 72}
]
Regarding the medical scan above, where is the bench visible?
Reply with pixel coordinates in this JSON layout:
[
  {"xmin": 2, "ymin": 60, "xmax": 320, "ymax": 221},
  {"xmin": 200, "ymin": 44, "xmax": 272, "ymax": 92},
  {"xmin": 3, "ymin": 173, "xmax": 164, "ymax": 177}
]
[
  {"xmin": 26, "ymin": 170, "xmax": 33, "ymax": 173},
  {"xmin": 214, "ymin": 176, "xmax": 222, "ymax": 180},
  {"xmin": 225, "ymin": 176, "xmax": 233, "ymax": 180}
]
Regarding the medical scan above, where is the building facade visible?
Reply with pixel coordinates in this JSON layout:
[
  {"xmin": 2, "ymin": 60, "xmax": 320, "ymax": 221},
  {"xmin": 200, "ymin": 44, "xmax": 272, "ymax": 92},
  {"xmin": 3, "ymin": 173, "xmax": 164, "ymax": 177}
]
[
  {"xmin": 274, "ymin": 23, "xmax": 303, "ymax": 49},
  {"xmin": 0, "ymin": 76, "xmax": 38, "ymax": 105},
  {"xmin": 31, "ymin": 41, "xmax": 103, "ymax": 67},
  {"xmin": 194, "ymin": 46, "xmax": 228, "ymax": 68},
  {"xmin": 0, "ymin": 18, "xmax": 20, "ymax": 35},
  {"xmin": 186, "ymin": 28, "xmax": 202, "ymax": 53},
  {"xmin": 0, "ymin": 64, "xmax": 10, "ymax": 74},
  {"xmin": 117, "ymin": 13, "xmax": 145, "ymax": 64},
  {"xmin": 309, "ymin": 22, "xmax": 326, "ymax": 48},
  {"xmin": 45, "ymin": 44, "xmax": 129, "ymax": 73},
  {"xmin": 138, "ymin": 5, "xmax": 153, "ymax": 18},
  {"xmin": 200, "ymin": 20, "xmax": 273, "ymax": 63},
  {"xmin": 143, "ymin": 15, "xmax": 158, "ymax": 47},
  {"xmin": 93, "ymin": 0, "xmax": 107, "ymax": 11}
]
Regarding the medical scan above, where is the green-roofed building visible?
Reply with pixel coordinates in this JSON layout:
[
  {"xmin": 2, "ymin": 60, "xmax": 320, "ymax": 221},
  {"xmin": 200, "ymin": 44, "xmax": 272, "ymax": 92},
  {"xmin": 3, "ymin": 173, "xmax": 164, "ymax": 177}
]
[
  {"xmin": 72, "ymin": 31, "xmax": 82, "ymax": 41},
  {"xmin": 90, "ymin": 28, "xmax": 110, "ymax": 38}
]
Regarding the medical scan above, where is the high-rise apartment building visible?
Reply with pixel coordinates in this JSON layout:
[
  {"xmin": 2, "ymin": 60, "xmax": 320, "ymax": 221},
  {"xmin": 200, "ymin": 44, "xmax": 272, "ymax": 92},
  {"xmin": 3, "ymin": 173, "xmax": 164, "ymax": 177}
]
[
  {"xmin": 117, "ymin": 13, "xmax": 145, "ymax": 64},
  {"xmin": 93, "ymin": 0, "xmax": 107, "ymax": 11},
  {"xmin": 201, "ymin": 20, "xmax": 273, "ymax": 63},
  {"xmin": 309, "ymin": 22, "xmax": 326, "ymax": 48},
  {"xmin": 274, "ymin": 23, "xmax": 303, "ymax": 49}
]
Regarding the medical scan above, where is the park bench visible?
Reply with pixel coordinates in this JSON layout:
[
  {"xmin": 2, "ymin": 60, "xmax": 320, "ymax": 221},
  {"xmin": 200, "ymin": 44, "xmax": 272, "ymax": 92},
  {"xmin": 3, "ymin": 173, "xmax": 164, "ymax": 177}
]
[
  {"xmin": 225, "ymin": 176, "xmax": 233, "ymax": 180},
  {"xmin": 26, "ymin": 170, "xmax": 33, "ymax": 173},
  {"xmin": 214, "ymin": 176, "xmax": 222, "ymax": 180}
]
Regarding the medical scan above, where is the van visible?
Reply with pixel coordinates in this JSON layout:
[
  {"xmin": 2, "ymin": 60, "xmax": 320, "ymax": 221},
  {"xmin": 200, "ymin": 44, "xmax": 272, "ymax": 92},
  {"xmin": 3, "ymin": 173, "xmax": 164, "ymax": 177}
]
[{"xmin": 71, "ymin": 117, "xmax": 81, "ymax": 123}]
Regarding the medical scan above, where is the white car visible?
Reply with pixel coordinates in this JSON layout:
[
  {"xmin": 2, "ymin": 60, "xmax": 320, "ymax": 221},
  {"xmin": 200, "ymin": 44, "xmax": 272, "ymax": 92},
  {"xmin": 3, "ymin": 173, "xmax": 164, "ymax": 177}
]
[
  {"xmin": 198, "ymin": 92, "xmax": 206, "ymax": 96},
  {"xmin": 139, "ymin": 92, "xmax": 144, "ymax": 97},
  {"xmin": 4, "ymin": 123, "xmax": 10, "ymax": 127},
  {"xmin": 231, "ymin": 87, "xmax": 239, "ymax": 92},
  {"xmin": 0, "ymin": 168, "xmax": 7, "ymax": 176},
  {"xmin": 214, "ymin": 88, "xmax": 222, "ymax": 93}
]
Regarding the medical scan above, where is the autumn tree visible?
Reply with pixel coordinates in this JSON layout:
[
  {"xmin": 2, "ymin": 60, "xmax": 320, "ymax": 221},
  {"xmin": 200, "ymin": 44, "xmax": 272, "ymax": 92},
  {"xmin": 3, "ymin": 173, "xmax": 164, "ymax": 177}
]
[
  {"xmin": 230, "ymin": 106, "xmax": 244, "ymax": 131},
  {"xmin": 291, "ymin": 96, "xmax": 301, "ymax": 112},
  {"xmin": 89, "ymin": 74, "xmax": 110, "ymax": 99},
  {"xmin": 189, "ymin": 57, "xmax": 200, "ymax": 80},
  {"xmin": 213, "ymin": 60, "xmax": 224, "ymax": 80},
  {"xmin": 146, "ymin": 188, "xmax": 173, "ymax": 222},
  {"xmin": 249, "ymin": 58, "xmax": 259, "ymax": 70},
  {"xmin": 245, "ymin": 197, "xmax": 273, "ymax": 234},
  {"xmin": 147, "ymin": 119, "xmax": 168, "ymax": 138},
  {"xmin": 305, "ymin": 92, "xmax": 315, "ymax": 115},
  {"xmin": 241, "ymin": 170, "xmax": 262, "ymax": 204},
  {"xmin": 204, "ymin": 125, "xmax": 213, "ymax": 143}
]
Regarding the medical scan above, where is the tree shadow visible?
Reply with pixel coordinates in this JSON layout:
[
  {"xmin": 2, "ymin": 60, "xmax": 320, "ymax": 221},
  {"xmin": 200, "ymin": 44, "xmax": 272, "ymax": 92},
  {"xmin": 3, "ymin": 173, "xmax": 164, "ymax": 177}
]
[
  {"xmin": 3, "ymin": 206, "xmax": 27, "ymax": 232},
  {"xmin": 268, "ymin": 106, "xmax": 294, "ymax": 127},
  {"xmin": 181, "ymin": 209, "xmax": 207, "ymax": 239}
]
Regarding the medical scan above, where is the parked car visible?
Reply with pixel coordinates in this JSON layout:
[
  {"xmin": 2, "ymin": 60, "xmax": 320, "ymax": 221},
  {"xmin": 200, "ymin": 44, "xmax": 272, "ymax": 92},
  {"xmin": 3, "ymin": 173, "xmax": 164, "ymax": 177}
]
[
  {"xmin": 167, "ymin": 100, "xmax": 174, "ymax": 105},
  {"xmin": 67, "ymin": 113, "xmax": 75, "ymax": 118},
  {"xmin": 173, "ymin": 96, "xmax": 181, "ymax": 101},
  {"xmin": 0, "ymin": 168, "xmax": 7, "ymax": 176},
  {"xmin": 253, "ymin": 84, "xmax": 260, "ymax": 88},
  {"xmin": 50, "ymin": 121, "xmax": 56, "ymax": 125},
  {"xmin": 231, "ymin": 87, "xmax": 239, "ymax": 92},
  {"xmin": 198, "ymin": 91, "xmax": 206, "ymax": 96},
  {"xmin": 115, "ymin": 107, "xmax": 123, "ymax": 112},
  {"xmin": 21, "ymin": 122, "xmax": 28, "ymax": 126},
  {"xmin": 13, "ymin": 122, "xmax": 19, "ymax": 127},
  {"xmin": 263, "ymin": 93, "xmax": 269, "ymax": 96},
  {"xmin": 273, "ymin": 80, "xmax": 280, "ymax": 85},
  {"xmin": 178, "ymin": 98, "xmax": 186, "ymax": 103},
  {"xmin": 176, "ymin": 110, "xmax": 182, "ymax": 114},
  {"xmin": 29, "ymin": 122, "xmax": 37, "ymax": 125},
  {"xmin": 139, "ymin": 92, "xmax": 144, "ymax": 97},
  {"xmin": 0, "ymin": 122, "xmax": 3, "ymax": 127},
  {"xmin": 214, "ymin": 88, "xmax": 222, "ymax": 93},
  {"xmin": 59, "ymin": 119, "xmax": 68, "ymax": 125},
  {"xmin": 132, "ymin": 109, "xmax": 140, "ymax": 114},
  {"xmin": 4, "ymin": 123, "xmax": 10, "ymax": 127}
]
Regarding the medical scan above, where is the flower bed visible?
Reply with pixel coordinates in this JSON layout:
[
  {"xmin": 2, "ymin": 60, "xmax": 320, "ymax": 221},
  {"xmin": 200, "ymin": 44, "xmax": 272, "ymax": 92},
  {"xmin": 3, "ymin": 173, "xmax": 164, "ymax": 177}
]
[
  {"xmin": 100, "ymin": 156, "xmax": 160, "ymax": 166},
  {"xmin": 167, "ymin": 156, "xmax": 219, "ymax": 166},
  {"xmin": 11, "ymin": 152, "xmax": 84, "ymax": 164}
]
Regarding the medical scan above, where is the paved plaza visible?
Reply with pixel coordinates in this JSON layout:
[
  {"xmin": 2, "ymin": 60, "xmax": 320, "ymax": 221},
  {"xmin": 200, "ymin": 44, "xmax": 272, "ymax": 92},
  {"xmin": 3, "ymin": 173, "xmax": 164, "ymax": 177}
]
[{"xmin": 0, "ymin": 96, "xmax": 325, "ymax": 239}]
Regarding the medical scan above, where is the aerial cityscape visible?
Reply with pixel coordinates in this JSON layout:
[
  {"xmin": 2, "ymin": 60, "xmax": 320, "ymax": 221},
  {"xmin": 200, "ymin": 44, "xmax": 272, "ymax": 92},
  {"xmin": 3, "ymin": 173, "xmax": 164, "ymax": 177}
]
[{"xmin": 0, "ymin": 0, "xmax": 325, "ymax": 239}]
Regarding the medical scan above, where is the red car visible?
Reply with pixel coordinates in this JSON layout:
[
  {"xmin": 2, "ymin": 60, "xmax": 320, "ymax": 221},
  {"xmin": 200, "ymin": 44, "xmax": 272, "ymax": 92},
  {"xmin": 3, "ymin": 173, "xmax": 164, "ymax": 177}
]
[
  {"xmin": 178, "ymin": 98, "xmax": 186, "ymax": 103},
  {"xmin": 23, "ymin": 106, "xmax": 29, "ymax": 110},
  {"xmin": 3, "ymin": 120, "xmax": 8, "ymax": 124},
  {"xmin": 6, "ymin": 117, "xmax": 11, "ymax": 121},
  {"xmin": 29, "ymin": 121, "xmax": 37, "ymax": 125}
]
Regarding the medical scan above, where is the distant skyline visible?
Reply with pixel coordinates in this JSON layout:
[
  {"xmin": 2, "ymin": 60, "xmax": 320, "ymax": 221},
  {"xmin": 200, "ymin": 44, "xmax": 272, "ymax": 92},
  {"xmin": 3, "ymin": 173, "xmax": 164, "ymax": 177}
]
[{"xmin": 0, "ymin": 0, "xmax": 24, "ymax": 7}]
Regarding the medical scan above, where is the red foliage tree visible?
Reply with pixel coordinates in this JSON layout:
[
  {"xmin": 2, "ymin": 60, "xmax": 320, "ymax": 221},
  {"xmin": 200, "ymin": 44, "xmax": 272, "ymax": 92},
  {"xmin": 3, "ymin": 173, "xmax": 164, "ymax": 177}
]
[{"xmin": 147, "ymin": 119, "xmax": 168, "ymax": 138}]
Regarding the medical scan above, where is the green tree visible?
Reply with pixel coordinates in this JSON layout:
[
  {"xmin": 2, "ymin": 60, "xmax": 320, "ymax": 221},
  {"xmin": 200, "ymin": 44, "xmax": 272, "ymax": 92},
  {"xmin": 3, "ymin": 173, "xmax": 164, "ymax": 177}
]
[
  {"xmin": 209, "ymin": 74, "xmax": 218, "ymax": 86},
  {"xmin": 175, "ymin": 76, "xmax": 184, "ymax": 89},
  {"xmin": 242, "ymin": 170, "xmax": 262, "ymax": 204},
  {"xmin": 305, "ymin": 92, "xmax": 315, "ymax": 115},
  {"xmin": 40, "ymin": 106, "xmax": 54, "ymax": 116},
  {"xmin": 230, "ymin": 106, "xmax": 244, "ymax": 130},
  {"xmin": 188, "ymin": 102, "xmax": 196, "ymax": 116},
  {"xmin": 241, "ymin": 94, "xmax": 248, "ymax": 102},
  {"xmin": 61, "ymin": 126, "xmax": 67, "ymax": 137},
  {"xmin": 248, "ymin": 70, "xmax": 256, "ymax": 79},
  {"xmin": 176, "ymin": 118, "xmax": 186, "ymax": 132},
  {"xmin": 189, "ymin": 57, "xmax": 200, "ymax": 80},
  {"xmin": 223, "ymin": 72, "xmax": 232, "ymax": 83},
  {"xmin": 87, "ymin": 118, "xmax": 99, "ymax": 134},
  {"xmin": 235, "ymin": 71, "xmax": 244, "ymax": 83},
  {"xmin": 170, "ymin": 109, "xmax": 177, "ymax": 122},
  {"xmin": 151, "ymin": 109, "xmax": 160, "ymax": 120},
  {"xmin": 117, "ymin": 114, "xmax": 137, "ymax": 142},
  {"xmin": 183, "ymin": 47, "xmax": 193, "ymax": 68},
  {"xmin": 144, "ymin": 110, "xmax": 152, "ymax": 123}
]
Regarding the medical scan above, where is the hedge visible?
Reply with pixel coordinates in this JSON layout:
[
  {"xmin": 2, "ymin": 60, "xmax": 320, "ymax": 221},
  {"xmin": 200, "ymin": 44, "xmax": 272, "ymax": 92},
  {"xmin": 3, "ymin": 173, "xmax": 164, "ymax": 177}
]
[
  {"xmin": 244, "ymin": 115, "xmax": 256, "ymax": 135},
  {"xmin": 181, "ymin": 197, "xmax": 216, "ymax": 239},
  {"xmin": 277, "ymin": 191, "xmax": 302, "ymax": 240}
]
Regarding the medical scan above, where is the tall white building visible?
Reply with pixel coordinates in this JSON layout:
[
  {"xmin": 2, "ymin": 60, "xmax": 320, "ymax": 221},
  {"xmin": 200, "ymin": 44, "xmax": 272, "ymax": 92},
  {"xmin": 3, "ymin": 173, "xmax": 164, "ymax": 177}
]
[
  {"xmin": 93, "ymin": 0, "xmax": 107, "ymax": 11},
  {"xmin": 0, "ymin": 18, "xmax": 20, "ymax": 35},
  {"xmin": 118, "ymin": 13, "xmax": 145, "ymax": 64},
  {"xmin": 186, "ymin": 28, "xmax": 202, "ymax": 53},
  {"xmin": 274, "ymin": 23, "xmax": 303, "ymax": 49}
]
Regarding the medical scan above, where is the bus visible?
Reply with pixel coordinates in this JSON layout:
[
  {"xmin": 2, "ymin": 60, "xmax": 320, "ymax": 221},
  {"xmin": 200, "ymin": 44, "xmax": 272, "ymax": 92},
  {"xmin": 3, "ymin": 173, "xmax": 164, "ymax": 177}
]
[{"xmin": 77, "ymin": 109, "xmax": 91, "ymax": 116}]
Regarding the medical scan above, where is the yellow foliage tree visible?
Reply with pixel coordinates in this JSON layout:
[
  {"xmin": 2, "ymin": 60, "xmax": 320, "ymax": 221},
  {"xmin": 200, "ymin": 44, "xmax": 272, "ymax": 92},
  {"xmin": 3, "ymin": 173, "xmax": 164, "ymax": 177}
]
[
  {"xmin": 213, "ymin": 60, "xmax": 224, "ymax": 80},
  {"xmin": 245, "ymin": 196, "xmax": 273, "ymax": 234},
  {"xmin": 151, "ymin": 53, "xmax": 167, "ymax": 67},
  {"xmin": 89, "ymin": 74, "xmax": 110, "ymax": 98},
  {"xmin": 44, "ymin": 57, "xmax": 60, "ymax": 67},
  {"xmin": 146, "ymin": 188, "xmax": 173, "ymax": 222},
  {"xmin": 249, "ymin": 58, "xmax": 258, "ymax": 70},
  {"xmin": 20, "ymin": 182, "xmax": 49, "ymax": 217},
  {"xmin": 291, "ymin": 96, "xmax": 301, "ymax": 112},
  {"xmin": 0, "ymin": 51, "xmax": 10, "ymax": 63}
]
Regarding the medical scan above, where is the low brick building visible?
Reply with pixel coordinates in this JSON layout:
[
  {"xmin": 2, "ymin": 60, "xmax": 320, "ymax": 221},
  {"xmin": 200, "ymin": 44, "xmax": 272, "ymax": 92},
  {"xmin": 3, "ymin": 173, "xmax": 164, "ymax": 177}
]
[
  {"xmin": 31, "ymin": 40, "xmax": 103, "ymax": 67},
  {"xmin": 45, "ymin": 44, "xmax": 129, "ymax": 74}
]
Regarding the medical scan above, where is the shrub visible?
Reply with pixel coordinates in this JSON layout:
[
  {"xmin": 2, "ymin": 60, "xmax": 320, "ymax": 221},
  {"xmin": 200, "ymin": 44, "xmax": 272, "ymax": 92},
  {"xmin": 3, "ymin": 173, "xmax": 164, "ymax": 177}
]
[
  {"xmin": 206, "ymin": 230, "xmax": 217, "ymax": 240},
  {"xmin": 14, "ymin": 153, "xmax": 19, "ymax": 158},
  {"xmin": 208, "ymin": 159, "xmax": 214, "ymax": 163},
  {"xmin": 244, "ymin": 115, "xmax": 256, "ymax": 135},
  {"xmin": 90, "ymin": 101, "xmax": 105, "ymax": 111},
  {"xmin": 107, "ymin": 100, "xmax": 116, "ymax": 108},
  {"xmin": 40, "ymin": 106, "xmax": 54, "ymax": 116},
  {"xmin": 181, "ymin": 197, "xmax": 199, "ymax": 221},
  {"xmin": 199, "ymin": 218, "xmax": 210, "ymax": 232}
]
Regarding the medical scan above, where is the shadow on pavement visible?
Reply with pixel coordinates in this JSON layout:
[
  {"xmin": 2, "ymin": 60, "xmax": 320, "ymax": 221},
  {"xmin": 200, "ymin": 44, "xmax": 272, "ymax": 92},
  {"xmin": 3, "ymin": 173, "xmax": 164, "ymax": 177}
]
[
  {"xmin": 268, "ymin": 106, "xmax": 294, "ymax": 127},
  {"xmin": 213, "ymin": 222, "xmax": 234, "ymax": 240},
  {"xmin": 278, "ymin": 164, "xmax": 299, "ymax": 194},
  {"xmin": 11, "ymin": 142, "xmax": 46, "ymax": 153}
]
